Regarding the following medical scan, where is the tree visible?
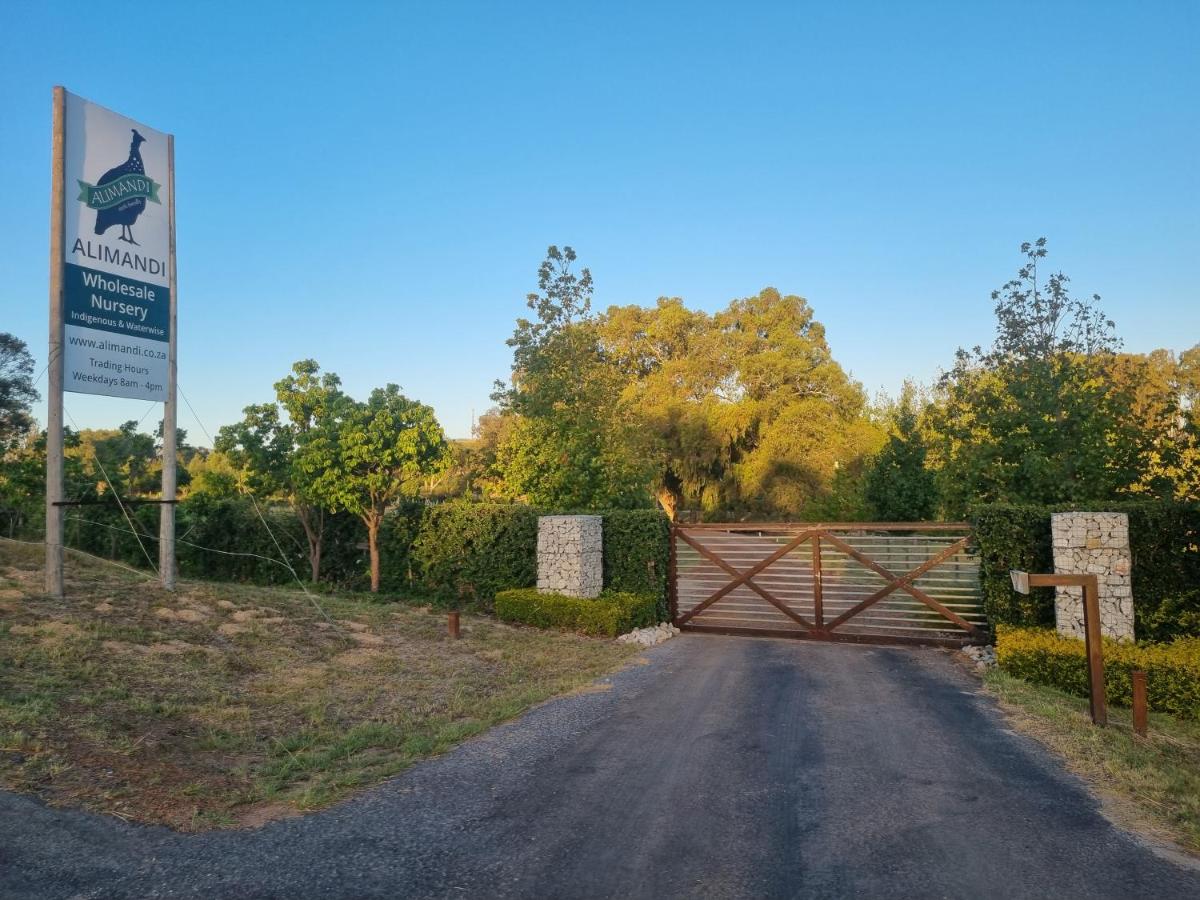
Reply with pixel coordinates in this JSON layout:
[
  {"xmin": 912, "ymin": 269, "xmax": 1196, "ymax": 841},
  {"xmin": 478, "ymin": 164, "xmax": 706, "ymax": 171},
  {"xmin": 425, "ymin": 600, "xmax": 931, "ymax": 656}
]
[
  {"xmin": 0, "ymin": 333, "xmax": 39, "ymax": 450},
  {"xmin": 0, "ymin": 430, "xmax": 46, "ymax": 537},
  {"xmin": 76, "ymin": 421, "xmax": 159, "ymax": 497},
  {"xmin": 864, "ymin": 405, "xmax": 938, "ymax": 521},
  {"xmin": 307, "ymin": 384, "xmax": 448, "ymax": 592},
  {"xmin": 216, "ymin": 360, "xmax": 346, "ymax": 582},
  {"xmin": 597, "ymin": 290, "xmax": 878, "ymax": 519},
  {"xmin": 493, "ymin": 246, "xmax": 652, "ymax": 508},
  {"xmin": 928, "ymin": 239, "xmax": 1183, "ymax": 512}
]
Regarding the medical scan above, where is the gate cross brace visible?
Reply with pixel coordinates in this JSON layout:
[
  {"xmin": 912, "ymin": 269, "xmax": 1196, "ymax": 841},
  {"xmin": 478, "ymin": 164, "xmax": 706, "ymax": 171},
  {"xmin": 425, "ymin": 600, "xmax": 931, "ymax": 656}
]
[
  {"xmin": 675, "ymin": 529, "xmax": 815, "ymax": 629},
  {"xmin": 821, "ymin": 533, "xmax": 979, "ymax": 634}
]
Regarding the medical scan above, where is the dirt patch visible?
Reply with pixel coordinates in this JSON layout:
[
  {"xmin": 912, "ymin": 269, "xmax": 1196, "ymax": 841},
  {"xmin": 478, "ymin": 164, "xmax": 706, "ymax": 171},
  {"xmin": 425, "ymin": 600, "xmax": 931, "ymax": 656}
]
[
  {"xmin": 154, "ymin": 607, "xmax": 206, "ymax": 623},
  {"xmin": 331, "ymin": 648, "xmax": 388, "ymax": 668},
  {"xmin": 0, "ymin": 540, "xmax": 637, "ymax": 833},
  {"xmin": 11, "ymin": 621, "xmax": 82, "ymax": 642},
  {"xmin": 236, "ymin": 802, "xmax": 302, "ymax": 830}
]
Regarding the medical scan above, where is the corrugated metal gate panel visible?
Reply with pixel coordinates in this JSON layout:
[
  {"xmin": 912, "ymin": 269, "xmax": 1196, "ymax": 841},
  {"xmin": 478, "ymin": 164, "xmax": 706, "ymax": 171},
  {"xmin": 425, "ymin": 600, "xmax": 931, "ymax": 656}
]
[{"xmin": 671, "ymin": 524, "xmax": 986, "ymax": 646}]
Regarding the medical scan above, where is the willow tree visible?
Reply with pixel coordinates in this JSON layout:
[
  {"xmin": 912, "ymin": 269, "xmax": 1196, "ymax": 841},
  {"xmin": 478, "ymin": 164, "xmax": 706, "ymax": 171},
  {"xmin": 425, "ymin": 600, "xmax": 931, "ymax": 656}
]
[{"xmin": 598, "ymin": 289, "xmax": 877, "ymax": 520}]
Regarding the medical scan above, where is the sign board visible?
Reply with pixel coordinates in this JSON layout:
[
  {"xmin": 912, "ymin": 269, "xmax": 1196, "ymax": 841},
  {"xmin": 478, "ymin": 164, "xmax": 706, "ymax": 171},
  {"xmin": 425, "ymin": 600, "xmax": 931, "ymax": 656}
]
[{"xmin": 61, "ymin": 92, "xmax": 172, "ymax": 400}]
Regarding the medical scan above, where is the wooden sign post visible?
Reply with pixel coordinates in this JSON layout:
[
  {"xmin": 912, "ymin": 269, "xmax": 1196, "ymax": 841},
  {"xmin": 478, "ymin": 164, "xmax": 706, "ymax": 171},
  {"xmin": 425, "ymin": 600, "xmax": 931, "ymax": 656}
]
[
  {"xmin": 45, "ymin": 86, "xmax": 66, "ymax": 598},
  {"xmin": 1011, "ymin": 570, "xmax": 1106, "ymax": 726},
  {"xmin": 46, "ymin": 87, "xmax": 177, "ymax": 595}
]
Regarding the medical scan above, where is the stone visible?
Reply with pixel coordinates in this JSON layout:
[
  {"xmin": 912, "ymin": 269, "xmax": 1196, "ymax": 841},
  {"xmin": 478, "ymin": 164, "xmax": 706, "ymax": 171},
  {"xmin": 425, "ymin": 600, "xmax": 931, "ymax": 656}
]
[
  {"xmin": 1050, "ymin": 512, "xmax": 1134, "ymax": 642},
  {"xmin": 537, "ymin": 515, "xmax": 603, "ymax": 599}
]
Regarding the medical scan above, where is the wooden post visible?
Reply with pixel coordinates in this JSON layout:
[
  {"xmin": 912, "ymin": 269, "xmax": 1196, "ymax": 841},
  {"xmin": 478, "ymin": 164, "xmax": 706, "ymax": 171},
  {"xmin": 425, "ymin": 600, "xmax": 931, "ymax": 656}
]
[
  {"xmin": 811, "ymin": 532, "xmax": 823, "ymax": 631},
  {"xmin": 159, "ymin": 133, "xmax": 178, "ymax": 590},
  {"xmin": 1024, "ymin": 573, "xmax": 1107, "ymax": 727},
  {"xmin": 1081, "ymin": 575, "xmax": 1107, "ymax": 727},
  {"xmin": 668, "ymin": 525, "xmax": 679, "ymax": 624},
  {"xmin": 45, "ymin": 86, "xmax": 66, "ymax": 600},
  {"xmin": 447, "ymin": 611, "xmax": 460, "ymax": 640},
  {"xmin": 1132, "ymin": 670, "xmax": 1148, "ymax": 736}
]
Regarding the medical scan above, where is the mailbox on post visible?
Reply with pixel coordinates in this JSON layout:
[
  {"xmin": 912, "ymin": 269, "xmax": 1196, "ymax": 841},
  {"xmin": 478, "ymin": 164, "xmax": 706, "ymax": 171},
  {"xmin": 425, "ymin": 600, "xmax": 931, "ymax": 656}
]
[{"xmin": 1010, "ymin": 570, "xmax": 1106, "ymax": 726}]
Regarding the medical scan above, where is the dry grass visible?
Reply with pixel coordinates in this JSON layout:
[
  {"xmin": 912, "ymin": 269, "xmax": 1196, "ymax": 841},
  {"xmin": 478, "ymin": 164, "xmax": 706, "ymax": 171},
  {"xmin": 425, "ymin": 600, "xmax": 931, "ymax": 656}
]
[
  {"xmin": 0, "ymin": 541, "xmax": 637, "ymax": 831},
  {"xmin": 983, "ymin": 668, "xmax": 1200, "ymax": 855}
]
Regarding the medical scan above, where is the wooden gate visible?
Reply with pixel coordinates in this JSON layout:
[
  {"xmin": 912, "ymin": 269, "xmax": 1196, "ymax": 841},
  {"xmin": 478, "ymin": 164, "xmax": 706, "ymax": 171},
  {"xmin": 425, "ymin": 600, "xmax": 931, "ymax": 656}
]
[{"xmin": 670, "ymin": 523, "xmax": 986, "ymax": 646}]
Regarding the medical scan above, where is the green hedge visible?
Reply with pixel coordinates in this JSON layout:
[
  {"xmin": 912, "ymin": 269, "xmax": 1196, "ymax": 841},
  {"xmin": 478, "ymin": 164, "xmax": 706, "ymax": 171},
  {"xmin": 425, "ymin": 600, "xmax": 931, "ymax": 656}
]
[
  {"xmin": 996, "ymin": 626, "xmax": 1200, "ymax": 720},
  {"xmin": 972, "ymin": 505, "xmax": 1057, "ymax": 628},
  {"xmin": 407, "ymin": 502, "xmax": 538, "ymax": 606},
  {"xmin": 972, "ymin": 501, "xmax": 1200, "ymax": 638},
  {"xmin": 56, "ymin": 497, "xmax": 673, "ymax": 612},
  {"xmin": 495, "ymin": 588, "xmax": 658, "ymax": 637},
  {"xmin": 598, "ymin": 510, "xmax": 671, "ymax": 617},
  {"xmin": 62, "ymin": 496, "xmax": 367, "ymax": 588}
]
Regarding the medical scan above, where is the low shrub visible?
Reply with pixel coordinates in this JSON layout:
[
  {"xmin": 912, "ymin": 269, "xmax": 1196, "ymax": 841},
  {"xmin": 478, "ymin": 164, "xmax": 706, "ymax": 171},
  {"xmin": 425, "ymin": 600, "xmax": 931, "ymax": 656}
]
[
  {"xmin": 1138, "ymin": 591, "xmax": 1200, "ymax": 643},
  {"xmin": 996, "ymin": 626, "xmax": 1200, "ymax": 720},
  {"xmin": 495, "ymin": 588, "xmax": 658, "ymax": 637}
]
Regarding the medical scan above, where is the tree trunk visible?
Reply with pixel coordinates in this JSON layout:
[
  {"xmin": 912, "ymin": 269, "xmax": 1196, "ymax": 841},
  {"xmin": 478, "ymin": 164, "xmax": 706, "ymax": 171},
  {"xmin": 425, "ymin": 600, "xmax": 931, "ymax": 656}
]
[
  {"xmin": 656, "ymin": 485, "xmax": 680, "ymax": 522},
  {"xmin": 366, "ymin": 512, "xmax": 381, "ymax": 593},
  {"xmin": 296, "ymin": 504, "xmax": 325, "ymax": 584}
]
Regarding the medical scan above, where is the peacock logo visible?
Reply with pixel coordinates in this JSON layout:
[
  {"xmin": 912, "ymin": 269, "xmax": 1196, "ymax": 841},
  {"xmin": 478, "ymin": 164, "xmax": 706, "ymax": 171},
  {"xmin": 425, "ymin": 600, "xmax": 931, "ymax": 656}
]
[{"xmin": 76, "ymin": 128, "xmax": 161, "ymax": 246}]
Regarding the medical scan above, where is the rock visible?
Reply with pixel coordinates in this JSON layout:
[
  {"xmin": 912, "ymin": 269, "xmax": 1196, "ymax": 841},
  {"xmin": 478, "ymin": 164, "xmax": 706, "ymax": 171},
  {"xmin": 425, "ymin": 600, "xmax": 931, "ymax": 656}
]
[{"xmin": 616, "ymin": 622, "xmax": 679, "ymax": 647}]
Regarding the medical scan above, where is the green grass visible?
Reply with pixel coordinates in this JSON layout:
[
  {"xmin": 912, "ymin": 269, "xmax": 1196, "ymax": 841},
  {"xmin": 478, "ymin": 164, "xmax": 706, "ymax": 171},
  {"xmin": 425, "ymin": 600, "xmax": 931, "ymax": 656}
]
[
  {"xmin": 984, "ymin": 668, "xmax": 1200, "ymax": 854},
  {"xmin": 0, "ymin": 541, "xmax": 637, "ymax": 830}
]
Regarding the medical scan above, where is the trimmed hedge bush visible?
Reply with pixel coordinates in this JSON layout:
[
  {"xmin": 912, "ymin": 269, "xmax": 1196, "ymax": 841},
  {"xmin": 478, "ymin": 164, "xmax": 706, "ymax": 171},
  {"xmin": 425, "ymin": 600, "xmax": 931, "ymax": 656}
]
[
  {"xmin": 972, "ymin": 501, "xmax": 1200, "ymax": 638},
  {"xmin": 598, "ymin": 509, "xmax": 671, "ymax": 617},
  {"xmin": 972, "ymin": 505, "xmax": 1056, "ymax": 628},
  {"xmin": 996, "ymin": 626, "xmax": 1200, "ymax": 721},
  {"xmin": 56, "ymin": 496, "xmax": 673, "ymax": 612},
  {"xmin": 495, "ymin": 588, "xmax": 658, "ymax": 637},
  {"xmin": 60, "ymin": 496, "xmax": 366, "ymax": 587},
  {"xmin": 407, "ymin": 502, "xmax": 538, "ymax": 606}
]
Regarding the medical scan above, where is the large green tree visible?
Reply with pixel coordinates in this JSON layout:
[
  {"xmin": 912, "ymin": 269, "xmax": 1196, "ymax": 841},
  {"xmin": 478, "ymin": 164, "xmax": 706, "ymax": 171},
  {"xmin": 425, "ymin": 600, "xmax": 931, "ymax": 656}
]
[
  {"xmin": 0, "ymin": 334, "xmax": 39, "ymax": 450},
  {"xmin": 216, "ymin": 360, "xmax": 346, "ymax": 582},
  {"xmin": 492, "ymin": 246, "xmax": 651, "ymax": 508},
  {"xmin": 307, "ymin": 384, "xmax": 448, "ymax": 592},
  {"xmin": 928, "ymin": 239, "xmax": 1189, "ymax": 512},
  {"xmin": 598, "ymin": 290, "xmax": 878, "ymax": 519},
  {"xmin": 864, "ymin": 404, "xmax": 938, "ymax": 521}
]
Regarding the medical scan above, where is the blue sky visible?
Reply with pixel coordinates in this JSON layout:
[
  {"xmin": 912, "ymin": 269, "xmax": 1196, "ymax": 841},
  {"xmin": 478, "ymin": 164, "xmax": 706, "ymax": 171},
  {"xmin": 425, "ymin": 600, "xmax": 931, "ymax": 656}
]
[{"xmin": 3, "ymin": 1, "xmax": 1197, "ymax": 441}]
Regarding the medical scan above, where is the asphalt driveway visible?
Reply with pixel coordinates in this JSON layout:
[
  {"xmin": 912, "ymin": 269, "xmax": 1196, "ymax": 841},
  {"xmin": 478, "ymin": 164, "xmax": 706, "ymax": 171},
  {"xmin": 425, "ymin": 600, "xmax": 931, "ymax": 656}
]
[{"xmin": 2, "ymin": 635, "xmax": 1197, "ymax": 899}]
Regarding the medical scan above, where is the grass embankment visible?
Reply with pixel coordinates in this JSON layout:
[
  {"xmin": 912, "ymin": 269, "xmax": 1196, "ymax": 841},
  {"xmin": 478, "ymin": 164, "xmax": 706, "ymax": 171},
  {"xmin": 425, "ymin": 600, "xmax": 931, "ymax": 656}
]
[
  {"xmin": 0, "ymin": 541, "xmax": 637, "ymax": 831},
  {"xmin": 983, "ymin": 668, "xmax": 1200, "ymax": 854}
]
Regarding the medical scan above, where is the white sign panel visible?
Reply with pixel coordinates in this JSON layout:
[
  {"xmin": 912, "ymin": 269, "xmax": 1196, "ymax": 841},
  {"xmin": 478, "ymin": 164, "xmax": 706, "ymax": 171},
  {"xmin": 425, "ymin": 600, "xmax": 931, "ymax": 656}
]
[{"xmin": 62, "ymin": 92, "xmax": 172, "ymax": 400}]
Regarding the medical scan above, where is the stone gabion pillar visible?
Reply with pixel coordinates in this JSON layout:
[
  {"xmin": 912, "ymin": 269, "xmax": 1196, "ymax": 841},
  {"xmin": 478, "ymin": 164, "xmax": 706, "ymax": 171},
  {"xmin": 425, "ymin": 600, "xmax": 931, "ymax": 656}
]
[
  {"xmin": 1051, "ymin": 512, "xmax": 1134, "ymax": 642},
  {"xmin": 537, "ymin": 515, "xmax": 603, "ymax": 598}
]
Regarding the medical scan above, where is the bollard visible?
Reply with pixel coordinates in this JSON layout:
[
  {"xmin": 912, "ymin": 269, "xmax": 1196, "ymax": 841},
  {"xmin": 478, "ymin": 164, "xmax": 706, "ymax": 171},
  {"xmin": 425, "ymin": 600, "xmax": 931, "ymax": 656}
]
[
  {"xmin": 448, "ymin": 611, "xmax": 460, "ymax": 640},
  {"xmin": 1132, "ymin": 670, "xmax": 1148, "ymax": 736}
]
